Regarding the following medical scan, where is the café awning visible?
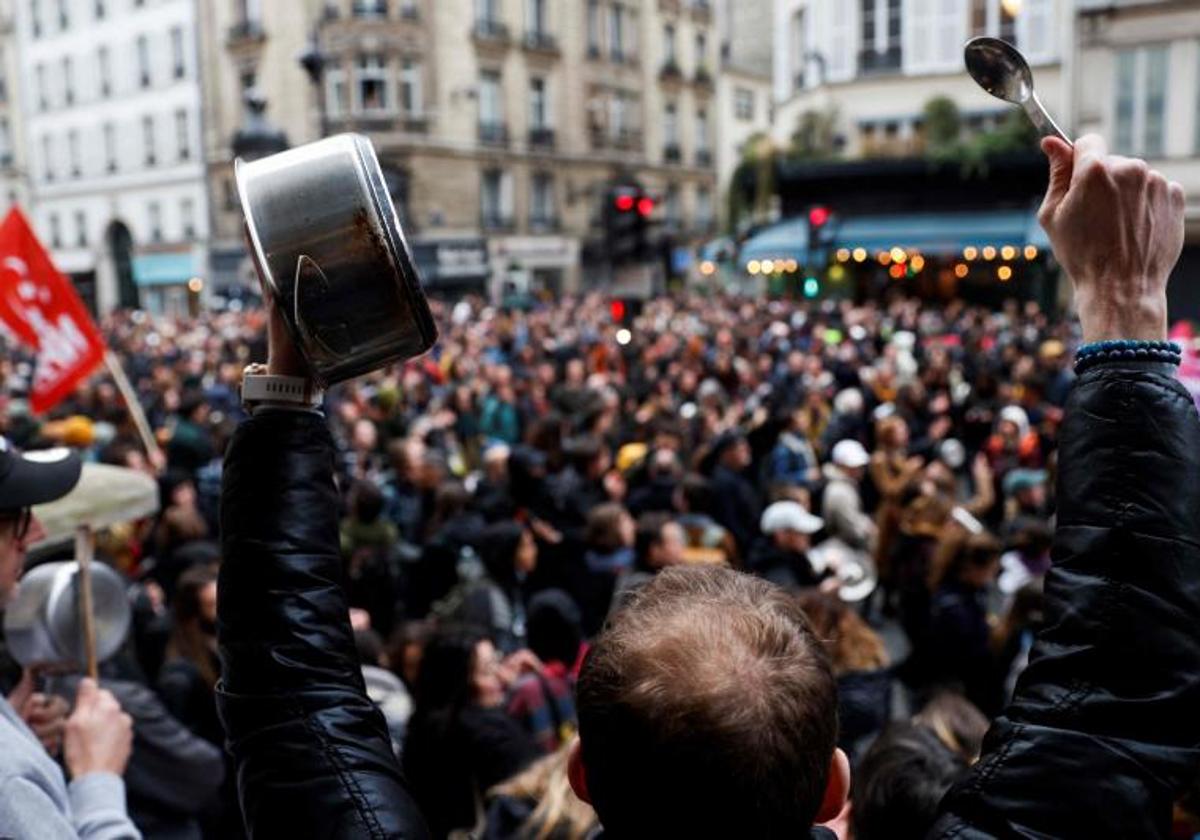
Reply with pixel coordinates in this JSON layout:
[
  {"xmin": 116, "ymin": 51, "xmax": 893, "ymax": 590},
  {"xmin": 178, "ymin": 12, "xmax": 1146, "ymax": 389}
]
[
  {"xmin": 739, "ymin": 218, "xmax": 810, "ymax": 265},
  {"xmin": 832, "ymin": 209, "xmax": 1038, "ymax": 257}
]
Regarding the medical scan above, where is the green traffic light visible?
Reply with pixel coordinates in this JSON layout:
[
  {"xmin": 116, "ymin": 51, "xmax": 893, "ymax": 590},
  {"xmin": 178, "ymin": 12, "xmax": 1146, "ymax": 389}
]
[{"xmin": 803, "ymin": 277, "xmax": 820, "ymax": 298}]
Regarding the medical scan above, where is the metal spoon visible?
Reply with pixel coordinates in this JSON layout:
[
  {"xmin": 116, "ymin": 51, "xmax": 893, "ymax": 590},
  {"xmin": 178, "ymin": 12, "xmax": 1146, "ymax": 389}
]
[{"xmin": 964, "ymin": 36, "xmax": 1071, "ymax": 143}]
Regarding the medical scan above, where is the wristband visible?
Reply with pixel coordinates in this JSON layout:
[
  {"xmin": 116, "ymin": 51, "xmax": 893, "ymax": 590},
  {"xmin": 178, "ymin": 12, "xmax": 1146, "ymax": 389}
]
[
  {"xmin": 1073, "ymin": 340, "xmax": 1181, "ymax": 375},
  {"xmin": 241, "ymin": 372, "xmax": 324, "ymax": 409}
]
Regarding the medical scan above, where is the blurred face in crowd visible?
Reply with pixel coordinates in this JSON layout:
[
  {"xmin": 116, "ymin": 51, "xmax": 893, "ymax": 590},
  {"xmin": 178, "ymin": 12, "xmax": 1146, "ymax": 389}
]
[
  {"xmin": 0, "ymin": 511, "xmax": 44, "ymax": 605},
  {"xmin": 1017, "ymin": 482, "xmax": 1047, "ymax": 511},
  {"xmin": 352, "ymin": 418, "xmax": 378, "ymax": 453},
  {"xmin": 722, "ymin": 439, "xmax": 752, "ymax": 472},
  {"xmin": 199, "ymin": 581, "xmax": 218, "ymax": 635},
  {"xmin": 648, "ymin": 522, "xmax": 686, "ymax": 569},
  {"xmin": 472, "ymin": 639, "xmax": 505, "ymax": 709},
  {"xmin": 515, "ymin": 528, "xmax": 538, "ymax": 575},
  {"xmin": 774, "ymin": 527, "xmax": 811, "ymax": 554},
  {"xmin": 618, "ymin": 512, "xmax": 636, "ymax": 548}
]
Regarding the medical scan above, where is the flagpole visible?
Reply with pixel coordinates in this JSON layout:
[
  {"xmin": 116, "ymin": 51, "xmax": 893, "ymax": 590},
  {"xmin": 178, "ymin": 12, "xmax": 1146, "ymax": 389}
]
[{"xmin": 104, "ymin": 350, "xmax": 162, "ymax": 463}]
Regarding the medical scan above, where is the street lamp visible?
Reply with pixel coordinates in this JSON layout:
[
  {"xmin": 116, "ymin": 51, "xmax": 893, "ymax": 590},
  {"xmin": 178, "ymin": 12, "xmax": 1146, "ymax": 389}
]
[{"xmin": 297, "ymin": 27, "xmax": 329, "ymax": 139}]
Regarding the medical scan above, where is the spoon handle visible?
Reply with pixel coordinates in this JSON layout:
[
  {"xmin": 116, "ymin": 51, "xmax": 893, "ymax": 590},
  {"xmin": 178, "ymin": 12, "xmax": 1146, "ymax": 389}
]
[{"xmin": 1023, "ymin": 93, "xmax": 1071, "ymax": 144}]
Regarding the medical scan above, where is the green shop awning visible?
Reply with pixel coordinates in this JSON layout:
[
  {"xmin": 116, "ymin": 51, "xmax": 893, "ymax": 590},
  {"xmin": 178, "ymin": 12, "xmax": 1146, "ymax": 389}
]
[
  {"xmin": 833, "ymin": 210, "xmax": 1038, "ymax": 257},
  {"xmin": 133, "ymin": 253, "xmax": 200, "ymax": 287}
]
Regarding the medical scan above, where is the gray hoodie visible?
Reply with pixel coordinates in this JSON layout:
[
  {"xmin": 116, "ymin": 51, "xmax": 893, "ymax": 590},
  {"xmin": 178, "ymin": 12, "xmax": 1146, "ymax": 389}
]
[{"xmin": 0, "ymin": 695, "xmax": 140, "ymax": 839}]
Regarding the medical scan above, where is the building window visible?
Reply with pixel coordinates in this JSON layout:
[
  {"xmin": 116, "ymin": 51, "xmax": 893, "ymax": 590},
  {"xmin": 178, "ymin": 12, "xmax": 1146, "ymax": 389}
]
[
  {"xmin": 0, "ymin": 50, "xmax": 7, "ymax": 103},
  {"xmin": 103, "ymin": 122, "xmax": 116, "ymax": 172},
  {"xmin": 62, "ymin": 57, "xmax": 74, "ymax": 105},
  {"xmin": 481, "ymin": 168, "xmax": 511, "ymax": 229},
  {"xmin": 238, "ymin": 0, "xmax": 262, "ymax": 23},
  {"xmin": 42, "ymin": 135, "xmax": 53, "ymax": 181},
  {"xmin": 696, "ymin": 186, "xmax": 713, "ymax": 230},
  {"xmin": 98, "ymin": 47, "xmax": 112, "ymax": 98},
  {"xmin": 57, "ymin": 0, "xmax": 68, "ymax": 29},
  {"xmin": 695, "ymin": 32, "xmax": 707, "ymax": 71},
  {"xmin": 95, "ymin": 0, "xmax": 105, "ymax": 20},
  {"xmin": 400, "ymin": 60, "xmax": 422, "ymax": 115},
  {"xmin": 176, "ymin": 109, "xmax": 190, "ymax": 160},
  {"xmin": 530, "ymin": 172, "xmax": 554, "ymax": 227},
  {"xmin": 143, "ymin": 115, "xmax": 156, "ymax": 166},
  {"xmin": 171, "ymin": 27, "xmax": 186, "ymax": 79},
  {"xmin": 665, "ymin": 184, "xmax": 681, "ymax": 231},
  {"xmin": 586, "ymin": 0, "xmax": 600, "ymax": 55},
  {"xmin": 137, "ymin": 36, "xmax": 151, "ymax": 88},
  {"xmin": 31, "ymin": 0, "xmax": 42, "ymax": 38},
  {"xmin": 529, "ymin": 77, "xmax": 548, "ymax": 130},
  {"xmin": 148, "ymin": 202, "xmax": 162, "ymax": 243},
  {"xmin": 475, "ymin": 0, "xmax": 498, "ymax": 26},
  {"xmin": 68, "ymin": 129, "xmax": 80, "ymax": 177},
  {"xmin": 861, "ymin": 0, "xmax": 902, "ymax": 72},
  {"xmin": 36, "ymin": 64, "xmax": 48, "ymax": 111},
  {"xmin": 526, "ymin": 0, "xmax": 546, "ymax": 35},
  {"xmin": 1115, "ymin": 46, "xmax": 1170, "ymax": 158},
  {"xmin": 664, "ymin": 102, "xmax": 679, "ymax": 147},
  {"xmin": 49, "ymin": 213, "xmax": 61, "ymax": 248},
  {"xmin": 0, "ymin": 118, "xmax": 10, "ymax": 166},
  {"xmin": 664, "ymin": 24, "xmax": 676, "ymax": 64},
  {"xmin": 352, "ymin": 0, "xmax": 388, "ymax": 17},
  {"xmin": 326, "ymin": 65, "xmax": 348, "ymax": 118},
  {"xmin": 695, "ymin": 107, "xmax": 709, "ymax": 154},
  {"xmin": 181, "ymin": 198, "xmax": 196, "ymax": 239},
  {"xmin": 609, "ymin": 4, "xmax": 625, "ymax": 61},
  {"xmin": 479, "ymin": 70, "xmax": 503, "ymax": 129},
  {"xmin": 354, "ymin": 55, "xmax": 391, "ymax": 114},
  {"xmin": 734, "ymin": 87, "xmax": 754, "ymax": 121},
  {"xmin": 75, "ymin": 210, "xmax": 87, "ymax": 247}
]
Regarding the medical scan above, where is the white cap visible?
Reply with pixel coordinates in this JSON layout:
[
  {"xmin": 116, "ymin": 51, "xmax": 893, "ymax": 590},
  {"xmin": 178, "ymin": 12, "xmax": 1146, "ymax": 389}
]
[
  {"xmin": 831, "ymin": 439, "xmax": 871, "ymax": 469},
  {"xmin": 761, "ymin": 501, "xmax": 824, "ymax": 536}
]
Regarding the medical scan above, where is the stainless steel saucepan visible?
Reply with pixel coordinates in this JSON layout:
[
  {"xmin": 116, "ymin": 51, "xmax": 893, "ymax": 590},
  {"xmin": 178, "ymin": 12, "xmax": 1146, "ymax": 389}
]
[{"xmin": 236, "ymin": 134, "xmax": 438, "ymax": 386}]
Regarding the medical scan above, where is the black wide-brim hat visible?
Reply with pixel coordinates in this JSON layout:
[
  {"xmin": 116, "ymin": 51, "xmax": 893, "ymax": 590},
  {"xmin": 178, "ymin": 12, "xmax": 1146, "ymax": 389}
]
[{"xmin": 0, "ymin": 439, "xmax": 83, "ymax": 511}]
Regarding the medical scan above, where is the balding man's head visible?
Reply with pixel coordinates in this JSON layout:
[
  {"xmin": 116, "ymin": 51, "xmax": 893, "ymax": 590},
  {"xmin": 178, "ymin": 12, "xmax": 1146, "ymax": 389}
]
[{"xmin": 572, "ymin": 566, "xmax": 845, "ymax": 838}]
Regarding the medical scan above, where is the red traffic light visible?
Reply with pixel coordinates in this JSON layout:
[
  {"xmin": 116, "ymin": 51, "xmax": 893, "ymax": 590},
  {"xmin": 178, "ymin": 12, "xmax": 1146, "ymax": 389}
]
[
  {"xmin": 615, "ymin": 194, "xmax": 635, "ymax": 212},
  {"xmin": 637, "ymin": 197, "xmax": 655, "ymax": 217},
  {"xmin": 808, "ymin": 206, "xmax": 831, "ymax": 227},
  {"xmin": 610, "ymin": 300, "xmax": 626, "ymax": 322}
]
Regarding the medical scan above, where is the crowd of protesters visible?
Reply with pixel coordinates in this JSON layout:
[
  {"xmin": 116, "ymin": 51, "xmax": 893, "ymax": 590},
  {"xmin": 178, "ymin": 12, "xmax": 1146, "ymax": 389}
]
[{"xmin": 1, "ymin": 284, "xmax": 1198, "ymax": 839}]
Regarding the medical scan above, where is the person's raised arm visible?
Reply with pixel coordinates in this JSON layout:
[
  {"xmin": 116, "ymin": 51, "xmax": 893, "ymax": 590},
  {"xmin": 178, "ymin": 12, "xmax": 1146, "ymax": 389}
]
[
  {"xmin": 932, "ymin": 136, "xmax": 1199, "ymax": 838},
  {"xmin": 217, "ymin": 291, "xmax": 429, "ymax": 838}
]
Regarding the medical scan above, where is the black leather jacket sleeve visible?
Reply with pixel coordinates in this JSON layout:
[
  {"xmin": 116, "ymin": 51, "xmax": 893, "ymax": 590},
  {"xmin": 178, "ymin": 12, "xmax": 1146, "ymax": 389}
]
[
  {"xmin": 217, "ymin": 410, "xmax": 430, "ymax": 840},
  {"xmin": 932, "ymin": 364, "xmax": 1200, "ymax": 838}
]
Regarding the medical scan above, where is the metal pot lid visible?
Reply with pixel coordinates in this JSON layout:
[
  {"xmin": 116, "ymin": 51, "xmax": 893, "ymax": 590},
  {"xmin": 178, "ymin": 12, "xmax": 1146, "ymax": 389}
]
[{"xmin": 4, "ymin": 561, "xmax": 132, "ymax": 668}]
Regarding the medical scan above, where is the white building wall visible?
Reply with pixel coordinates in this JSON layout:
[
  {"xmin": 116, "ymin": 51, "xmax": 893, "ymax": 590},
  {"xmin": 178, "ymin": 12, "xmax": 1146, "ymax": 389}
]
[
  {"xmin": 771, "ymin": 0, "xmax": 1071, "ymax": 158},
  {"xmin": 14, "ymin": 0, "xmax": 209, "ymax": 313}
]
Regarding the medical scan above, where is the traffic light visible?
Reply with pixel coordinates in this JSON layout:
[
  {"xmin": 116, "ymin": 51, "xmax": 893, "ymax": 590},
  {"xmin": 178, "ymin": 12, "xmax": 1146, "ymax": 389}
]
[
  {"xmin": 807, "ymin": 205, "xmax": 834, "ymax": 256},
  {"xmin": 608, "ymin": 297, "xmax": 643, "ymax": 324},
  {"xmin": 605, "ymin": 184, "xmax": 654, "ymax": 265}
]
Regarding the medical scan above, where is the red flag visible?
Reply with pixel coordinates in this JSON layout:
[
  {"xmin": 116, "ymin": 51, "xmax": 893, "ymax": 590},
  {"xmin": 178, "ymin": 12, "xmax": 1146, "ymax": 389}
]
[{"xmin": 0, "ymin": 208, "xmax": 105, "ymax": 414}]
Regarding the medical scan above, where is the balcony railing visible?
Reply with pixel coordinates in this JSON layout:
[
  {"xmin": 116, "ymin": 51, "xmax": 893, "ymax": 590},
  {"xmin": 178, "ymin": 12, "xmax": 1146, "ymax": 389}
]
[
  {"xmin": 400, "ymin": 4, "xmax": 420, "ymax": 21},
  {"xmin": 478, "ymin": 121, "xmax": 509, "ymax": 146},
  {"xmin": 694, "ymin": 66, "xmax": 713, "ymax": 88},
  {"xmin": 227, "ymin": 20, "xmax": 266, "ymax": 44},
  {"xmin": 663, "ymin": 143, "xmax": 682, "ymax": 163},
  {"xmin": 590, "ymin": 126, "xmax": 643, "ymax": 152},
  {"xmin": 529, "ymin": 214, "xmax": 560, "ymax": 233},
  {"xmin": 858, "ymin": 46, "xmax": 902, "ymax": 75},
  {"xmin": 351, "ymin": 2, "xmax": 389, "ymax": 18},
  {"xmin": 695, "ymin": 148, "xmax": 712, "ymax": 167},
  {"xmin": 481, "ymin": 212, "xmax": 515, "ymax": 232},
  {"xmin": 528, "ymin": 127, "xmax": 556, "ymax": 149},
  {"xmin": 523, "ymin": 30, "xmax": 558, "ymax": 53},
  {"xmin": 659, "ymin": 60, "xmax": 683, "ymax": 81},
  {"xmin": 473, "ymin": 18, "xmax": 510, "ymax": 42},
  {"xmin": 690, "ymin": 0, "xmax": 712, "ymax": 21}
]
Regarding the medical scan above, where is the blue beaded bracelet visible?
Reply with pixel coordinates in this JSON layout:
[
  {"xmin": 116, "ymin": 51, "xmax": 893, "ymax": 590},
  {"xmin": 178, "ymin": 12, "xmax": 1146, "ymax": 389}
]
[{"xmin": 1074, "ymin": 339, "xmax": 1182, "ymax": 374}]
